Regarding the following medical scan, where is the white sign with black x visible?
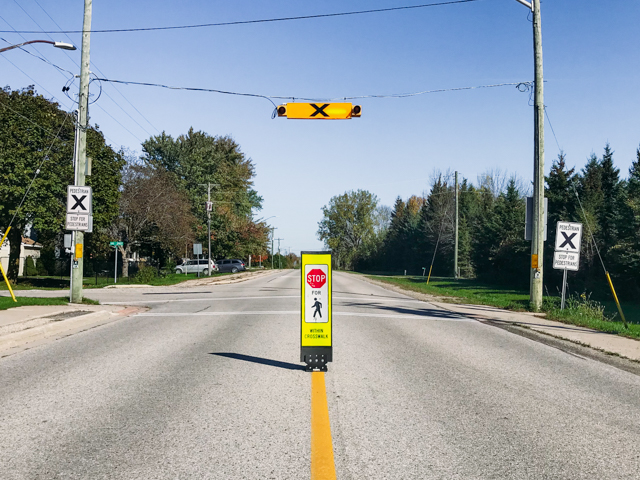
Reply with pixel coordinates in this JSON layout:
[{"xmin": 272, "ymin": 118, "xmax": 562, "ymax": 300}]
[
  {"xmin": 554, "ymin": 221, "xmax": 582, "ymax": 254},
  {"xmin": 67, "ymin": 185, "xmax": 92, "ymax": 214}
]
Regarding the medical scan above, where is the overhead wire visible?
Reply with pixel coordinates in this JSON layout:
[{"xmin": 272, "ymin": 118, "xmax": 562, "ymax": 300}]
[
  {"xmin": 14, "ymin": 1, "xmax": 159, "ymax": 141},
  {"xmin": 93, "ymin": 78, "xmax": 532, "ymax": 112},
  {"xmin": 2, "ymin": 0, "xmax": 482, "ymax": 34}
]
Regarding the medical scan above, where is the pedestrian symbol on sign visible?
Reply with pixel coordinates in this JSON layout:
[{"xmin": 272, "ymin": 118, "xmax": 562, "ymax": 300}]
[{"xmin": 312, "ymin": 298, "xmax": 323, "ymax": 319}]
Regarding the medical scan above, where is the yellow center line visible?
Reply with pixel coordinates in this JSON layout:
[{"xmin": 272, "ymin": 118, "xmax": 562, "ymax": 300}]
[{"xmin": 311, "ymin": 371, "xmax": 337, "ymax": 480}]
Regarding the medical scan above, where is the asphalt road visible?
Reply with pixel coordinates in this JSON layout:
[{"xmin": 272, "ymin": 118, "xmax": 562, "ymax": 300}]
[{"xmin": 1, "ymin": 270, "xmax": 639, "ymax": 479}]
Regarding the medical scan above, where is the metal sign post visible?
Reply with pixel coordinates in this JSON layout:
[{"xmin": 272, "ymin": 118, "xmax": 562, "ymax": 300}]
[
  {"xmin": 193, "ymin": 243, "xmax": 202, "ymax": 278},
  {"xmin": 301, "ymin": 251, "xmax": 332, "ymax": 372},
  {"xmin": 552, "ymin": 222, "xmax": 583, "ymax": 310},
  {"xmin": 109, "ymin": 241, "xmax": 123, "ymax": 284}
]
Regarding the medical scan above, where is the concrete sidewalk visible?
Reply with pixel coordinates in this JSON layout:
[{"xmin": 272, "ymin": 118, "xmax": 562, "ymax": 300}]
[
  {"xmin": 0, "ymin": 303, "xmax": 143, "ymax": 357},
  {"xmin": 359, "ymin": 275, "xmax": 640, "ymax": 363}
]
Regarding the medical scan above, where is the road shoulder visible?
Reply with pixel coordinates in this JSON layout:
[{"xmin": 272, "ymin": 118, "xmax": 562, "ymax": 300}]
[
  {"xmin": 351, "ymin": 273, "xmax": 640, "ymax": 374},
  {"xmin": 0, "ymin": 303, "xmax": 146, "ymax": 358}
]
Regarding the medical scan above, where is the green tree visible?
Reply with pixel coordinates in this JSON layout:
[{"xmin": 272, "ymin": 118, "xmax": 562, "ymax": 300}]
[
  {"xmin": 317, "ymin": 190, "xmax": 379, "ymax": 270},
  {"xmin": 599, "ymin": 144, "xmax": 622, "ymax": 255},
  {"xmin": 0, "ymin": 86, "xmax": 123, "ymax": 281},
  {"xmin": 473, "ymin": 178, "xmax": 528, "ymax": 285},
  {"xmin": 141, "ymin": 129, "xmax": 268, "ymax": 259}
]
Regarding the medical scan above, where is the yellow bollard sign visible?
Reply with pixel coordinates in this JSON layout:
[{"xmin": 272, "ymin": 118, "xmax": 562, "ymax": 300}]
[{"xmin": 301, "ymin": 251, "xmax": 332, "ymax": 371}]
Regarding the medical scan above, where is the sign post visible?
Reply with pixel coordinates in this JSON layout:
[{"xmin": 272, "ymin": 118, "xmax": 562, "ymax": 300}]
[
  {"xmin": 109, "ymin": 241, "xmax": 123, "ymax": 284},
  {"xmin": 193, "ymin": 243, "xmax": 202, "ymax": 277},
  {"xmin": 301, "ymin": 251, "xmax": 332, "ymax": 371},
  {"xmin": 552, "ymin": 222, "xmax": 583, "ymax": 309}
]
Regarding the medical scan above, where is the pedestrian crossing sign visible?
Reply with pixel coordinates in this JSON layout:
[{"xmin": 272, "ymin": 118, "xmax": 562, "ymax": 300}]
[{"xmin": 301, "ymin": 251, "xmax": 332, "ymax": 370}]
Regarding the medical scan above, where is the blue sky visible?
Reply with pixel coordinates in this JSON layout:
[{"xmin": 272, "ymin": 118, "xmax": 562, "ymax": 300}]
[{"xmin": 2, "ymin": 0, "xmax": 639, "ymax": 254}]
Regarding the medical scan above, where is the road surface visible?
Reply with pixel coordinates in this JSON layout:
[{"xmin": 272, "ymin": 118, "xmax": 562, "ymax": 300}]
[{"xmin": 1, "ymin": 270, "xmax": 639, "ymax": 479}]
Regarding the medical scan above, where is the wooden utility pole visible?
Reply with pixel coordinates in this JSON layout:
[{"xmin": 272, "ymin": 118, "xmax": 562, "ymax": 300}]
[
  {"xmin": 454, "ymin": 171, "xmax": 459, "ymax": 279},
  {"xmin": 70, "ymin": 0, "xmax": 92, "ymax": 303},
  {"xmin": 530, "ymin": 0, "xmax": 545, "ymax": 311}
]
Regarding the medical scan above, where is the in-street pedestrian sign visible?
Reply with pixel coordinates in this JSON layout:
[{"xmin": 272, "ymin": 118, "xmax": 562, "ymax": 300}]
[
  {"xmin": 554, "ymin": 222, "xmax": 582, "ymax": 253},
  {"xmin": 301, "ymin": 251, "xmax": 332, "ymax": 371},
  {"xmin": 277, "ymin": 103, "xmax": 362, "ymax": 120}
]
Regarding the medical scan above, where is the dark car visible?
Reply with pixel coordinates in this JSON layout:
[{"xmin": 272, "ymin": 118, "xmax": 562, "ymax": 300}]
[{"xmin": 217, "ymin": 259, "xmax": 246, "ymax": 273}]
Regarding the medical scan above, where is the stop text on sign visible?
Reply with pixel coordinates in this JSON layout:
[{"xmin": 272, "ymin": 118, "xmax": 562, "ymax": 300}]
[{"xmin": 307, "ymin": 269, "xmax": 327, "ymax": 289}]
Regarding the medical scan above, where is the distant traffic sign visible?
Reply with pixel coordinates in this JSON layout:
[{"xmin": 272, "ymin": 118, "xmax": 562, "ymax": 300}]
[
  {"xmin": 555, "ymin": 222, "xmax": 582, "ymax": 253},
  {"xmin": 277, "ymin": 102, "xmax": 361, "ymax": 119},
  {"xmin": 67, "ymin": 185, "xmax": 92, "ymax": 214}
]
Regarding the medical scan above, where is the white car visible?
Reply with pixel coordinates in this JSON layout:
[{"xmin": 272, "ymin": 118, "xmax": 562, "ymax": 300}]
[{"xmin": 175, "ymin": 259, "xmax": 217, "ymax": 275}]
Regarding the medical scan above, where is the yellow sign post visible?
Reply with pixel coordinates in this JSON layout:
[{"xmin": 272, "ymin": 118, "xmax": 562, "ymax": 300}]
[
  {"xmin": 277, "ymin": 103, "xmax": 361, "ymax": 120},
  {"xmin": 301, "ymin": 251, "xmax": 332, "ymax": 371},
  {"xmin": 0, "ymin": 226, "xmax": 17, "ymax": 302}
]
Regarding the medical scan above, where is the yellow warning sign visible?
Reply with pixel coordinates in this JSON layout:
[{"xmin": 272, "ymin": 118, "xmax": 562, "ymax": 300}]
[
  {"xmin": 301, "ymin": 252, "xmax": 332, "ymax": 348},
  {"xmin": 277, "ymin": 102, "xmax": 361, "ymax": 119}
]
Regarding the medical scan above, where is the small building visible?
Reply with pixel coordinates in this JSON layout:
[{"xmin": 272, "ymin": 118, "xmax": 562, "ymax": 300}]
[{"xmin": 0, "ymin": 235, "xmax": 43, "ymax": 276}]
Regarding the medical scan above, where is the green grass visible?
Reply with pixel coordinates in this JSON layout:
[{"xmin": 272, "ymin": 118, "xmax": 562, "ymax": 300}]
[
  {"xmin": 0, "ymin": 272, "xmax": 232, "ymax": 290},
  {"xmin": 367, "ymin": 275, "xmax": 640, "ymax": 340},
  {"xmin": 0, "ymin": 296, "xmax": 69, "ymax": 310}
]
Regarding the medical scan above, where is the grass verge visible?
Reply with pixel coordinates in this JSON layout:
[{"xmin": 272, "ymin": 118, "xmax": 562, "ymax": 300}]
[
  {"xmin": 0, "ymin": 296, "xmax": 99, "ymax": 310},
  {"xmin": 0, "ymin": 272, "xmax": 232, "ymax": 290},
  {"xmin": 0, "ymin": 296, "xmax": 69, "ymax": 311},
  {"xmin": 366, "ymin": 275, "xmax": 640, "ymax": 340}
]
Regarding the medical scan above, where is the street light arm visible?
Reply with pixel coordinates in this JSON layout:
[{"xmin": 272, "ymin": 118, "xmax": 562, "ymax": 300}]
[
  {"xmin": 514, "ymin": 0, "xmax": 532, "ymax": 10},
  {"xmin": 0, "ymin": 39, "xmax": 76, "ymax": 53}
]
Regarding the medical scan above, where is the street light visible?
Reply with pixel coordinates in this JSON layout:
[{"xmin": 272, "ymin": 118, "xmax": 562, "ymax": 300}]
[
  {"xmin": 514, "ymin": 0, "xmax": 545, "ymax": 311},
  {"xmin": 0, "ymin": 40, "xmax": 76, "ymax": 53}
]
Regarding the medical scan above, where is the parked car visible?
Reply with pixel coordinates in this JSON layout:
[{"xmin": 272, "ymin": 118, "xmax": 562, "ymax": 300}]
[
  {"xmin": 216, "ymin": 259, "xmax": 246, "ymax": 273},
  {"xmin": 174, "ymin": 259, "xmax": 217, "ymax": 275}
]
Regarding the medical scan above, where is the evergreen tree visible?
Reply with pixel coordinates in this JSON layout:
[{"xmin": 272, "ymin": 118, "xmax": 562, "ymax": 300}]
[
  {"xmin": 545, "ymin": 152, "xmax": 578, "ymax": 286},
  {"xmin": 599, "ymin": 144, "xmax": 622, "ymax": 254}
]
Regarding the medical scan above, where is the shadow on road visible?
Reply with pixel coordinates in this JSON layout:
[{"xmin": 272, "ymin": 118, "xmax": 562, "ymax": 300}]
[
  {"xmin": 338, "ymin": 301, "xmax": 468, "ymax": 320},
  {"xmin": 210, "ymin": 352, "xmax": 305, "ymax": 371},
  {"xmin": 143, "ymin": 291, "xmax": 213, "ymax": 295}
]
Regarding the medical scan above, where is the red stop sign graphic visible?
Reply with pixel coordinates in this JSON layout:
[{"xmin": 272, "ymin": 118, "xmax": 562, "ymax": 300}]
[{"xmin": 307, "ymin": 269, "xmax": 327, "ymax": 288}]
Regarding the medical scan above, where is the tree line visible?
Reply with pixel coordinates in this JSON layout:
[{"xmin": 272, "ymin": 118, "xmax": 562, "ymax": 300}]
[
  {"xmin": 0, "ymin": 86, "xmax": 270, "ymax": 281},
  {"xmin": 318, "ymin": 145, "xmax": 640, "ymax": 299}
]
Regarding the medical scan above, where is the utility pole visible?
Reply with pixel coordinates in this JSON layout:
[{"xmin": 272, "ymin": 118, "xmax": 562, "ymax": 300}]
[
  {"xmin": 207, "ymin": 184, "xmax": 211, "ymax": 275},
  {"xmin": 454, "ymin": 171, "xmax": 459, "ymax": 279},
  {"xmin": 70, "ymin": 0, "xmax": 92, "ymax": 303},
  {"xmin": 270, "ymin": 227, "xmax": 276, "ymax": 269},
  {"xmin": 276, "ymin": 238, "xmax": 284, "ymax": 269},
  {"xmin": 199, "ymin": 183, "xmax": 219, "ymax": 276},
  {"xmin": 530, "ymin": 0, "xmax": 545, "ymax": 311}
]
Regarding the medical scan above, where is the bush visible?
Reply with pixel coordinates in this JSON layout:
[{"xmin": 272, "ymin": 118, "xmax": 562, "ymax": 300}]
[
  {"xmin": 24, "ymin": 256, "xmax": 37, "ymax": 276},
  {"xmin": 133, "ymin": 265, "xmax": 158, "ymax": 284},
  {"xmin": 36, "ymin": 258, "xmax": 48, "ymax": 276},
  {"xmin": 564, "ymin": 292, "xmax": 612, "ymax": 321}
]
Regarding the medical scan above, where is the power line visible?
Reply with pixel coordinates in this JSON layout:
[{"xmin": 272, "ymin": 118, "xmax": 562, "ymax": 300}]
[
  {"xmin": 93, "ymin": 77, "xmax": 530, "ymax": 107},
  {"xmin": 10, "ymin": 0, "xmax": 158, "ymax": 141},
  {"xmin": 30, "ymin": 0, "xmax": 161, "ymax": 135},
  {"xmin": 1, "ymin": 0, "xmax": 481, "ymax": 34}
]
